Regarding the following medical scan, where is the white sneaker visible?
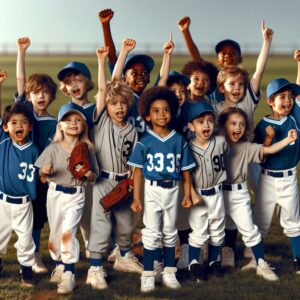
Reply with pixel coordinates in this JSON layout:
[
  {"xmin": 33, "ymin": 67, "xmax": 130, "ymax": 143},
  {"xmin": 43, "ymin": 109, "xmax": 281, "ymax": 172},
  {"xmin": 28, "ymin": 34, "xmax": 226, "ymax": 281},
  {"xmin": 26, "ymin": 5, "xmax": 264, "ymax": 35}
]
[
  {"xmin": 177, "ymin": 244, "xmax": 189, "ymax": 269},
  {"xmin": 32, "ymin": 253, "xmax": 48, "ymax": 274},
  {"xmin": 241, "ymin": 257, "xmax": 257, "ymax": 271},
  {"xmin": 154, "ymin": 260, "xmax": 163, "ymax": 283},
  {"xmin": 200, "ymin": 243, "xmax": 209, "ymax": 264},
  {"xmin": 57, "ymin": 271, "xmax": 76, "ymax": 295},
  {"xmin": 86, "ymin": 266, "xmax": 108, "ymax": 290},
  {"xmin": 243, "ymin": 247, "xmax": 253, "ymax": 259},
  {"xmin": 50, "ymin": 264, "xmax": 64, "ymax": 283},
  {"xmin": 221, "ymin": 247, "xmax": 235, "ymax": 268},
  {"xmin": 161, "ymin": 267, "xmax": 181, "ymax": 289},
  {"xmin": 141, "ymin": 271, "xmax": 156, "ymax": 292},
  {"xmin": 113, "ymin": 251, "xmax": 143, "ymax": 274},
  {"xmin": 256, "ymin": 258, "xmax": 279, "ymax": 281},
  {"xmin": 108, "ymin": 245, "xmax": 119, "ymax": 263}
]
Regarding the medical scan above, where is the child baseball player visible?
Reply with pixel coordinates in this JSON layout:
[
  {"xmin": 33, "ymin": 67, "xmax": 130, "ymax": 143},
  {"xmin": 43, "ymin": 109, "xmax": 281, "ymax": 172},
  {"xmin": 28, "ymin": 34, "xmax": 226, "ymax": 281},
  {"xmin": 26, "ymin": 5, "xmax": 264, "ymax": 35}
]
[
  {"xmin": 218, "ymin": 107, "xmax": 297, "ymax": 281},
  {"xmin": 0, "ymin": 99, "xmax": 39, "ymax": 288},
  {"xmin": 128, "ymin": 86, "xmax": 196, "ymax": 292},
  {"xmin": 86, "ymin": 47, "xmax": 142, "ymax": 291},
  {"xmin": 252, "ymin": 78, "xmax": 300, "ymax": 274},
  {"xmin": 186, "ymin": 101, "xmax": 228, "ymax": 281},
  {"xmin": 35, "ymin": 103, "xmax": 98, "ymax": 295},
  {"xmin": 16, "ymin": 37, "xmax": 58, "ymax": 274}
]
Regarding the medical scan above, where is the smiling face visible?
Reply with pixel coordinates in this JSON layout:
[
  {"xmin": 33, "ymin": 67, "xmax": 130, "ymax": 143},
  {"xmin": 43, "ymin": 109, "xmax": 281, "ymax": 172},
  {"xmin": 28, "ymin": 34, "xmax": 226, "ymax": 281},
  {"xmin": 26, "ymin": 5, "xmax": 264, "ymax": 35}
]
[
  {"xmin": 3, "ymin": 113, "xmax": 32, "ymax": 145},
  {"xmin": 268, "ymin": 89, "xmax": 295, "ymax": 119},
  {"xmin": 224, "ymin": 112, "xmax": 246, "ymax": 144},
  {"xmin": 216, "ymin": 45, "xmax": 242, "ymax": 67},
  {"xmin": 188, "ymin": 71, "xmax": 211, "ymax": 100},
  {"xmin": 28, "ymin": 88, "xmax": 52, "ymax": 115},
  {"xmin": 189, "ymin": 112, "xmax": 215, "ymax": 144},
  {"xmin": 220, "ymin": 75, "xmax": 246, "ymax": 105},
  {"xmin": 124, "ymin": 63, "xmax": 150, "ymax": 94},
  {"xmin": 59, "ymin": 112, "xmax": 85, "ymax": 137},
  {"xmin": 64, "ymin": 73, "xmax": 88, "ymax": 101},
  {"xmin": 169, "ymin": 82, "xmax": 187, "ymax": 107},
  {"xmin": 145, "ymin": 99, "xmax": 171, "ymax": 129},
  {"xmin": 106, "ymin": 94, "xmax": 129, "ymax": 127}
]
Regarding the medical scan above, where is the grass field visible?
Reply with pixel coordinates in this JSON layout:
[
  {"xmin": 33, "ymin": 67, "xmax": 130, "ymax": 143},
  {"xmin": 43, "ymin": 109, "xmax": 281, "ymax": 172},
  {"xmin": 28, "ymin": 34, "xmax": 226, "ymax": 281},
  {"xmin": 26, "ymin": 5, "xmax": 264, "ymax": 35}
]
[{"xmin": 0, "ymin": 54, "xmax": 300, "ymax": 300}]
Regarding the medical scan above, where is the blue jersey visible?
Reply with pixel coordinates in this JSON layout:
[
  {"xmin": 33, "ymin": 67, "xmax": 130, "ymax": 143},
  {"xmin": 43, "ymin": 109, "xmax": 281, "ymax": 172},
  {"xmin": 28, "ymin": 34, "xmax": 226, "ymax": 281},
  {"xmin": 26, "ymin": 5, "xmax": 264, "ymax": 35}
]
[
  {"xmin": 0, "ymin": 122, "xmax": 38, "ymax": 199},
  {"xmin": 128, "ymin": 129, "xmax": 196, "ymax": 180},
  {"xmin": 68, "ymin": 101, "xmax": 96, "ymax": 129},
  {"xmin": 15, "ymin": 93, "xmax": 57, "ymax": 153},
  {"xmin": 254, "ymin": 98, "xmax": 300, "ymax": 170}
]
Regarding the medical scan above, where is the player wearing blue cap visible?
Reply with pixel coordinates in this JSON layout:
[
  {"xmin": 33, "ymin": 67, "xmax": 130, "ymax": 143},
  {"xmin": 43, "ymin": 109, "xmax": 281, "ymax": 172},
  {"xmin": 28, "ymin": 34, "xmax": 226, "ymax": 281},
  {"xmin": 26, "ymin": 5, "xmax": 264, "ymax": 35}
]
[
  {"xmin": 251, "ymin": 78, "xmax": 300, "ymax": 274},
  {"xmin": 128, "ymin": 86, "xmax": 196, "ymax": 292},
  {"xmin": 16, "ymin": 37, "xmax": 58, "ymax": 275},
  {"xmin": 186, "ymin": 102, "xmax": 228, "ymax": 281},
  {"xmin": 0, "ymin": 100, "xmax": 39, "ymax": 288}
]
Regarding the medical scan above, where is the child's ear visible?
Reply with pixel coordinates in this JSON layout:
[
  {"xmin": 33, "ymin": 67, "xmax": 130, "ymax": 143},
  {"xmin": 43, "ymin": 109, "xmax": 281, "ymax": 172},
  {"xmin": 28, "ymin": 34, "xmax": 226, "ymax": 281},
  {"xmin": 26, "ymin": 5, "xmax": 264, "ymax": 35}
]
[
  {"xmin": 238, "ymin": 55, "xmax": 243, "ymax": 64},
  {"xmin": 188, "ymin": 122, "xmax": 195, "ymax": 132},
  {"xmin": 145, "ymin": 114, "xmax": 151, "ymax": 122},
  {"xmin": 219, "ymin": 85, "xmax": 225, "ymax": 94},
  {"xmin": 28, "ymin": 124, "xmax": 32, "ymax": 131},
  {"xmin": 266, "ymin": 98, "xmax": 274, "ymax": 107},
  {"xmin": 3, "ymin": 124, "xmax": 8, "ymax": 132}
]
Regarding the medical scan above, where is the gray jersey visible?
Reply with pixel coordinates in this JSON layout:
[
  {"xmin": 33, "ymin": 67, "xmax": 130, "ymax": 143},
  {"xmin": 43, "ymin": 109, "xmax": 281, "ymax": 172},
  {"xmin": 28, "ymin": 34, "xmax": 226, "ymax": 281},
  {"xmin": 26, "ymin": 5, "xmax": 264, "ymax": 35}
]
[
  {"xmin": 93, "ymin": 108, "xmax": 138, "ymax": 173},
  {"xmin": 189, "ymin": 135, "xmax": 228, "ymax": 189},
  {"xmin": 35, "ymin": 143, "xmax": 99, "ymax": 187},
  {"xmin": 224, "ymin": 141, "xmax": 263, "ymax": 184}
]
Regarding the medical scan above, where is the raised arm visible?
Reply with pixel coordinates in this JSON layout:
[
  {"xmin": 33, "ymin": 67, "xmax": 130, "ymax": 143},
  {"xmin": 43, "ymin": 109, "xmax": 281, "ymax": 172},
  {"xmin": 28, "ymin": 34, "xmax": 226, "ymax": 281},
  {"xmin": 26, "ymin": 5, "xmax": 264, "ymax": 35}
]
[
  {"xmin": 294, "ymin": 50, "xmax": 300, "ymax": 85},
  {"xmin": 251, "ymin": 20, "xmax": 273, "ymax": 94},
  {"xmin": 0, "ymin": 70, "xmax": 7, "ymax": 116},
  {"xmin": 178, "ymin": 16, "xmax": 202, "ymax": 62},
  {"xmin": 111, "ymin": 38, "xmax": 136, "ymax": 81},
  {"xmin": 158, "ymin": 33, "xmax": 175, "ymax": 86},
  {"xmin": 95, "ymin": 47, "xmax": 109, "ymax": 116},
  {"xmin": 16, "ymin": 37, "xmax": 31, "ymax": 96},
  {"xmin": 98, "ymin": 9, "xmax": 117, "ymax": 66},
  {"xmin": 262, "ymin": 129, "xmax": 297, "ymax": 155}
]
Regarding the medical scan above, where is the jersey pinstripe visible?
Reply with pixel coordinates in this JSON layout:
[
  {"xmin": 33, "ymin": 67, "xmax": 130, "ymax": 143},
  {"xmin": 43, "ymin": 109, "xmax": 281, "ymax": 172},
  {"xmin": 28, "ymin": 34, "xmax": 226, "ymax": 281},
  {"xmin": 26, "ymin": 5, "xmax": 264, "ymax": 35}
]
[
  {"xmin": 93, "ymin": 108, "xmax": 138, "ymax": 173},
  {"xmin": 189, "ymin": 135, "xmax": 228, "ymax": 189}
]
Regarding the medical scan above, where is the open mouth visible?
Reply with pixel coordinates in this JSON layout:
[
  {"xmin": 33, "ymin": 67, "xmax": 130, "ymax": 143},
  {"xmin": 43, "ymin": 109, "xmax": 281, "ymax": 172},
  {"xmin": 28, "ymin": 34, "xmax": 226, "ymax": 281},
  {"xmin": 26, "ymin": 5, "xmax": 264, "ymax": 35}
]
[
  {"xmin": 15, "ymin": 130, "xmax": 24, "ymax": 138},
  {"xmin": 202, "ymin": 129, "xmax": 211, "ymax": 137},
  {"xmin": 37, "ymin": 100, "xmax": 46, "ymax": 106},
  {"xmin": 71, "ymin": 87, "xmax": 81, "ymax": 96}
]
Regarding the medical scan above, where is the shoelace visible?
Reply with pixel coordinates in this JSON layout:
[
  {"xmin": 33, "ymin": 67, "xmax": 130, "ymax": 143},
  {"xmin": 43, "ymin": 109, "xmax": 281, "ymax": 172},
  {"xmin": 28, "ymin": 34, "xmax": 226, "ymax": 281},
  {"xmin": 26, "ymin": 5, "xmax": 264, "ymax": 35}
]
[
  {"xmin": 92, "ymin": 268, "xmax": 107, "ymax": 279},
  {"xmin": 127, "ymin": 254, "xmax": 143, "ymax": 267}
]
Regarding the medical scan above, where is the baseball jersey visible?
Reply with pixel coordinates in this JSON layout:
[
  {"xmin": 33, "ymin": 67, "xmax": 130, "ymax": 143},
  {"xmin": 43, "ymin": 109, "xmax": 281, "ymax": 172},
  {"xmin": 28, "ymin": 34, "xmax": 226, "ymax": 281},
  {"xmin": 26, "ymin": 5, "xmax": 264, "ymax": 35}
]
[
  {"xmin": 93, "ymin": 108, "xmax": 138, "ymax": 173},
  {"xmin": 35, "ymin": 142, "xmax": 99, "ymax": 187},
  {"xmin": 189, "ymin": 135, "xmax": 228, "ymax": 189},
  {"xmin": 211, "ymin": 83, "xmax": 261, "ymax": 131},
  {"xmin": 128, "ymin": 129, "xmax": 196, "ymax": 180},
  {"xmin": 15, "ymin": 93, "xmax": 57, "ymax": 153},
  {"xmin": 0, "ymin": 121, "xmax": 38, "ymax": 199},
  {"xmin": 223, "ymin": 141, "xmax": 263, "ymax": 184},
  {"xmin": 254, "ymin": 97, "xmax": 300, "ymax": 170},
  {"xmin": 68, "ymin": 101, "xmax": 96, "ymax": 129}
]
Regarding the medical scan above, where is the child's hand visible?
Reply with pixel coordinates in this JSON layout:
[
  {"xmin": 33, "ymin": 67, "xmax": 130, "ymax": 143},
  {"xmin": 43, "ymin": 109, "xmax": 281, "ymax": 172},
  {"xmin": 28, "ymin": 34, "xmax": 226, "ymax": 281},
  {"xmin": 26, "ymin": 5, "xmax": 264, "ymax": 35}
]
[
  {"xmin": 163, "ymin": 33, "xmax": 175, "ymax": 55},
  {"xmin": 41, "ymin": 164, "xmax": 53, "ymax": 175},
  {"xmin": 121, "ymin": 38, "xmax": 136, "ymax": 52},
  {"xmin": 261, "ymin": 20, "xmax": 273, "ymax": 42},
  {"xmin": 191, "ymin": 192, "xmax": 204, "ymax": 206},
  {"xmin": 130, "ymin": 198, "xmax": 142, "ymax": 213},
  {"xmin": 178, "ymin": 16, "xmax": 190, "ymax": 32},
  {"xmin": 84, "ymin": 170, "xmax": 95, "ymax": 181},
  {"xmin": 287, "ymin": 129, "xmax": 297, "ymax": 142},
  {"xmin": 294, "ymin": 50, "xmax": 300, "ymax": 62},
  {"xmin": 96, "ymin": 47, "xmax": 109, "ymax": 60},
  {"xmin": 181, "ymin": 196, "xmax": 192, "ymax": 208},
  {"xmin": 98, "ymin": 9, "xmax": 114, "ymax": 24},
  {"xmin": 0, "ymin": 70, "xmax": 7, "ymax": 85},
  {"xmin": 265, "ymin": 125, "xmax": 275, "ymax": 139},
  {"xmin": 17, "ymin": 37, "xmax": 31, "ymax": 51}
]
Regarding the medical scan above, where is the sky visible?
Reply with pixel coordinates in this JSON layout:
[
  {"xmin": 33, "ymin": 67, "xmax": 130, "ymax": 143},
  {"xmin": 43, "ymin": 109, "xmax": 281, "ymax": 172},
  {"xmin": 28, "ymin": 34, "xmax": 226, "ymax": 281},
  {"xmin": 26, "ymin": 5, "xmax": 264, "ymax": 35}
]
[{"xmin": 0, "ymin": 0, "xmax": 299, "ymax": 54}]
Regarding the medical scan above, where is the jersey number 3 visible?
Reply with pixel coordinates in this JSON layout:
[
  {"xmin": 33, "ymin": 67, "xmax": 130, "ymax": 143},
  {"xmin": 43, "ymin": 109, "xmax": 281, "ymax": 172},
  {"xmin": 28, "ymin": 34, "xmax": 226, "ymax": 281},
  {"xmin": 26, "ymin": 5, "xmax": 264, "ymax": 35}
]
[
  {"xmin": 146, "ymin": 153, "xmax": 181, "ymax": 172},
  {"xmin": 18, "ymin": 162, "xmax": 36, "ymax": 182}
]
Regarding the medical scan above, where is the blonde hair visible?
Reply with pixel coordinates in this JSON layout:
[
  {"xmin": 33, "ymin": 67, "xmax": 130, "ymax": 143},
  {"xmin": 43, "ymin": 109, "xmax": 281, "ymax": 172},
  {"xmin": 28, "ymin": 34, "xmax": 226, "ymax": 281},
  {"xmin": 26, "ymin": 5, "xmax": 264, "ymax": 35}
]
[
  {"xmin": 217, "ymin": 66, "xmax": 249, "ymax": 90},
  {"xmin": 52, "ymin": 112, "xmax": 95, "ymax": 151},
  {"xmin": 59, "ymin": 72, "xmax": 94, "ymax": 97},
  {"xmin": 105, "ymin": 80, "xmax": 134, "ymax": 107}
]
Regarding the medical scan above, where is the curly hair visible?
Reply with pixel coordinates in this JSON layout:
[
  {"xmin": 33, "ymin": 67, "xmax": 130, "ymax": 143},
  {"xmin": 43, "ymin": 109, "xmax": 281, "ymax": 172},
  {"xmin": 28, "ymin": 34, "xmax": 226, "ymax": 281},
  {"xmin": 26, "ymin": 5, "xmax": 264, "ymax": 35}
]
[
  {"xmin": 138, "ymin": 86, "xmax": 179, "ymax": 121},
  {"xmin": 25, "ymin": 73, "xmax": 57, "ymax": 102},
  {"xmin": 217, "ymin": 66, "xmax": 249, "ymax": 90},
  {"xmin": 218, "ymin": 107, "xmax": 251, "ymax": 142},
  {"xmin": 181, "ymin": 60, "xmax": 218, "ymax": 93},
  {"xmin": 2, "ymin": 102, "xmax": 33, "ymax": 126}
]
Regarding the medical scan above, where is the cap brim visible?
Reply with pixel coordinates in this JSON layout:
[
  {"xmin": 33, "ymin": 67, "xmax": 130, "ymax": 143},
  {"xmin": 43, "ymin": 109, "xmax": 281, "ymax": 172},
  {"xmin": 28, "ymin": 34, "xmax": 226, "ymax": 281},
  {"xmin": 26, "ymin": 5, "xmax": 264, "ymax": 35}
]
[{"xmin": 267, "ymin": 82, "xmax": 300, "ymax": 98}]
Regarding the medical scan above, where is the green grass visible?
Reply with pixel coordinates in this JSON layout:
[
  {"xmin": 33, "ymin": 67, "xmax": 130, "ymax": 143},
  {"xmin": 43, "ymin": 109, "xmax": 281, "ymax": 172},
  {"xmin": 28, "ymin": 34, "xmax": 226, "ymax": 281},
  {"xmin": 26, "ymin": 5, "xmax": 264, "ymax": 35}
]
[{"xmin": 0, "ymin": 54, "xmax": 300, "ymax": 299}]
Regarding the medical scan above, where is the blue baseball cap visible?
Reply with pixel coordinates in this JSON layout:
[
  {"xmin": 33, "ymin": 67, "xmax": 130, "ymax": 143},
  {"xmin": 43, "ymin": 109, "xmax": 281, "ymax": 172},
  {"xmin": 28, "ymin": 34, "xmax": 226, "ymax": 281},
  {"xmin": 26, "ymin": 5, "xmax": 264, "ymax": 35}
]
[
  {"xmin": 58, "ymin": 102, "xmax": 86, "ymax": 122},
  {"xmin": 167, "ymin": 71, "xmax": 190, "ymax": 86},
  {"xmin": 187, "ymin": 101, "xmax": 215, "ymax": 122},
  {"xmin": 215, "ymin": 39, "xmax": 241, "ymax": 55},
  {"xmin": 57, "ymin": 61, "xmax": 92, "ymax": 81},
  {"xmin": 266, "ymin": 78, "xmax": 300, "ymax": 98},
  {"xmin": 123, "ymin": 54, "xmax": 154, "ymax": 74}
]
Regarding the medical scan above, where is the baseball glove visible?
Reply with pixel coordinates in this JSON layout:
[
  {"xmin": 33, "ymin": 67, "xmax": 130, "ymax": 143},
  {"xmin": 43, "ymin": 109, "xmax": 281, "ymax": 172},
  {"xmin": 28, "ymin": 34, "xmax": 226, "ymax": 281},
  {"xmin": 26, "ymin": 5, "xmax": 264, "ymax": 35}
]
[
  {"xmin": 69, "ymin": 142, "xmax": 91, "ymax": 180},
  {"xmin": 100, "ymin": 178, "xmax": 133, "ymax": 212}
]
